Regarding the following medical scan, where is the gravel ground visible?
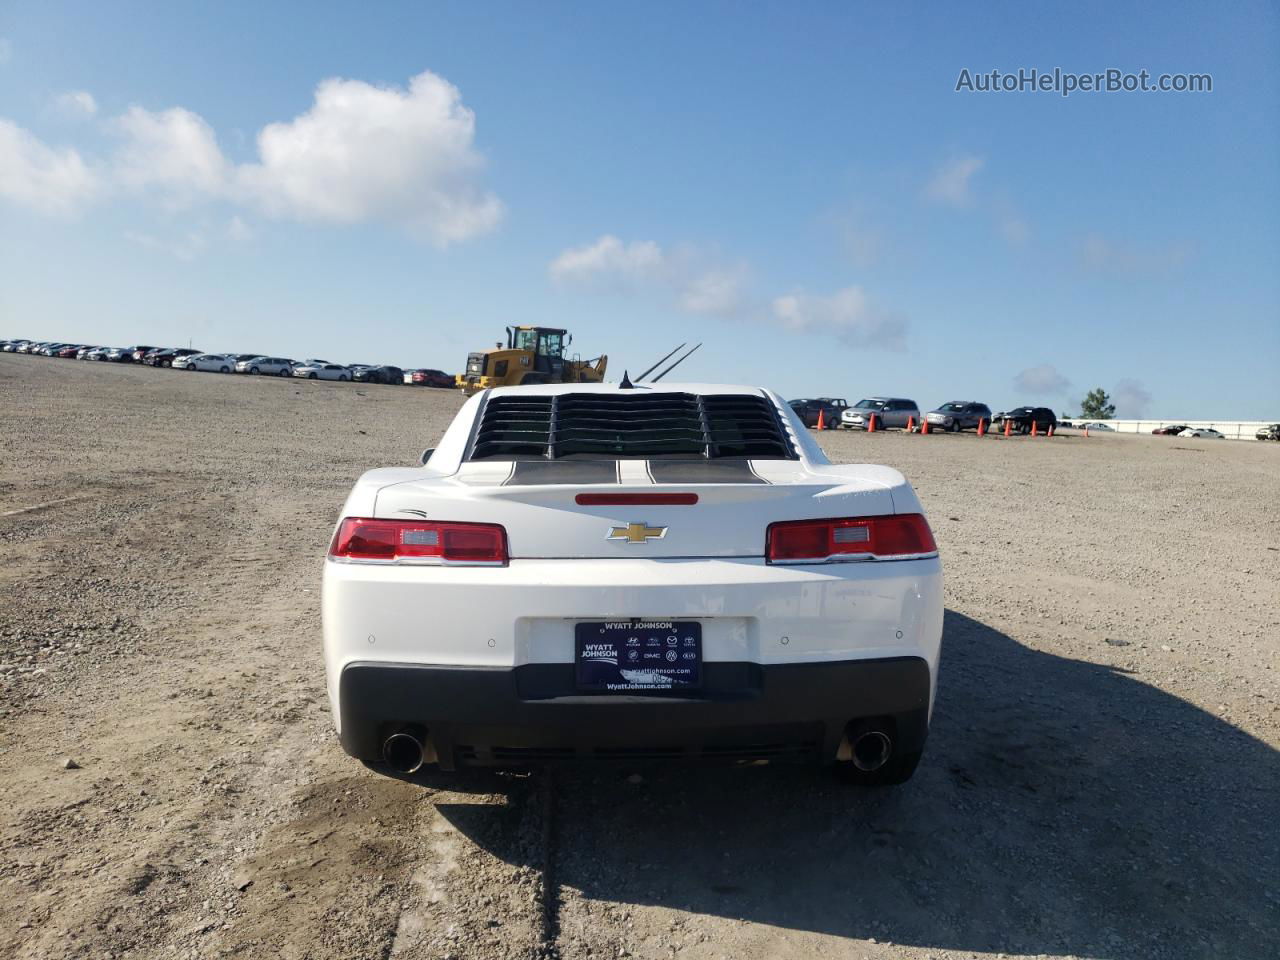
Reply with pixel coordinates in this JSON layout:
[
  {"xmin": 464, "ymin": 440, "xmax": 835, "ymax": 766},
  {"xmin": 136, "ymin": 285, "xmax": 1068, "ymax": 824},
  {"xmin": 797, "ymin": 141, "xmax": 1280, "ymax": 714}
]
[{"xmin": 1, "ymin": 354, "xmax": 1277, "ymax": 960}]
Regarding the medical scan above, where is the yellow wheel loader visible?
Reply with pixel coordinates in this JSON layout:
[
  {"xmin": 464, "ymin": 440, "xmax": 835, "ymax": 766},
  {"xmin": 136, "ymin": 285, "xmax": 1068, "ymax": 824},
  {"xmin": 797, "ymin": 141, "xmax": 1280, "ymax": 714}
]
[{"xmin": 455, "ymin": 326, "xmax": 607, "ymax": 394}]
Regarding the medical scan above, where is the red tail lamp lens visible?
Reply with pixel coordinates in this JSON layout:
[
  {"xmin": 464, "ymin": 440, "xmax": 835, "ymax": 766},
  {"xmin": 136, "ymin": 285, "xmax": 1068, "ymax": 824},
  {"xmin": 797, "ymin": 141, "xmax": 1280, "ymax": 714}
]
[
  {"xmin": 575, "ymin": 493, "xmax": 699, "ymax": 505},
  {"xmin": 329, "ymin": 518, "xmax": 507, "ymax": 565},
  {"xmin": 766, "ymin": 514, "xmax": 936, "ymax": 563}
]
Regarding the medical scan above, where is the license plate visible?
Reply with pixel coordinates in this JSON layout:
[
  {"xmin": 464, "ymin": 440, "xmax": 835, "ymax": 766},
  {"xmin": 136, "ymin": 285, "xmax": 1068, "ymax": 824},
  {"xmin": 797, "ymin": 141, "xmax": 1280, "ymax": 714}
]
[{"xmin": 575, "ymin": 621, "xmax": 702, "ymax": 692}]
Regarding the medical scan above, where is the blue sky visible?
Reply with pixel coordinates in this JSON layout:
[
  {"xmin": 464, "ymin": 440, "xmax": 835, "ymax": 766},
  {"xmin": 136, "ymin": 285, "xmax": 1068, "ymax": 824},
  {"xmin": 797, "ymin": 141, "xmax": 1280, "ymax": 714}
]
[{"xmin": 1, "ymin": 1, "xmax": 1277, "ymax": 417}]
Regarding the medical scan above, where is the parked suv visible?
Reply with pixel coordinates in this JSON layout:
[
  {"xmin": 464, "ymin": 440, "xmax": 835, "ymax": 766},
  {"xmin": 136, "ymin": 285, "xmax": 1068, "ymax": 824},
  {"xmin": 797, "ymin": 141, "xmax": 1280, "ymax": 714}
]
[
  {"xmin": 925, "ymin": 401, "xmax": 992, "ymax": 432},
  {"xmin": 236, "ymin": 356, "xmax": 294, "ymax": 376},
  {"xmin": 353, "ymin": 364, "xmax": 404, "ymax": 385},
  {"xmin": 841, "ymin": 398, "xmax": 921, "ymax": 430},
  {"xmin": 788, "ymin": 398, "xmax": 846, "ymax": 428},
  {"xmin": 1255, "ymin": 424, "xmax": 1280, "ymax": 441},
  {"xmin": 994, "ymin": 406, "xmax": 1057, "ymax": 434}
]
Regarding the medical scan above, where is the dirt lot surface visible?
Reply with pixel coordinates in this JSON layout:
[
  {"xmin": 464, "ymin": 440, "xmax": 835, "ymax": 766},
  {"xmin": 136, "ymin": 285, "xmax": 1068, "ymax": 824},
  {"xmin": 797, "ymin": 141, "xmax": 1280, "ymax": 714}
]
[{"xmin": 2, "ymin": 354, "xmax": 1277, "ymax": 960}]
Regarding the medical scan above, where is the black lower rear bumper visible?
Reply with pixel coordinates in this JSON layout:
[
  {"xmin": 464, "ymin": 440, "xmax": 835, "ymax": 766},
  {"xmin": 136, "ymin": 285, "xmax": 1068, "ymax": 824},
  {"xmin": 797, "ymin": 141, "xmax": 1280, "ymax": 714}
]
[{"xmin": 338, "ymin": 657, "xmax": 932, "ymax": 771}]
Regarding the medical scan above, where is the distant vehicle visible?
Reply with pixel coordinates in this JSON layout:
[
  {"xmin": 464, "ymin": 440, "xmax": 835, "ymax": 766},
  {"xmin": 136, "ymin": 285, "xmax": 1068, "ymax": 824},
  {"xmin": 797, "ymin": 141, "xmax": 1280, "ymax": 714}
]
[
  {"xmin": 788, "ymin": 398, "xmax": 846, "ymax": 428},
  {"xmin": 1179, "ymin": 427, "xmax": 1224, "ymax": 439},
  {"xmin": 131, "ymin": 346, "xmax": 157, "ymax": 362},
  {"xmin": 925, "ymin": 401, "xmax": 992, "ymax": 432},
  {"xmin": 1256, "ymin": 424, "xmax": 1280, "ymax": 441},
  {"xmin": 353, "ymin": 364, "xmax": 404, "ymax": 385},
  {"xmin": 105, "ymin": 347, "xmax": 135, "ymax": 362},
  {"xmin": 2, "ymin": 340, "xmax": 31, "ymax": 352},
  {"xmin": 38, "ymin": 343, "xmax": 67, "ymax": 356},
  {"xmin": 1080, "ymin": 421, "xmax": 1115, "ymax": 432},
  {"xmin": 1152, "ymin": 424, "xmax": 1187, "ymax": 435},
  {"xmin": 236, "ymin": 356, "xmax": 294, "ymax": 376},
  {"xmin": 144, "ymin": 348, "xmax": 201, "ymax": 368},
  {"xmin": 993, "ymin": 406, "xmax": 1057, "ymax": 434},
  {"xmin": 841, "ymin": 398, "xmax": 921, "ymax": 430},
  {"xmin": 16, "ymin": 341, "xmax": 44, "ymax": 354},
  {"xmin": 75, "ymin": 346, "xmax": 99, "ymax": 359},
  {"xmin": 57, "ymin": 345, "xmax": 84, "ymax": 359},
  {"xmin": 411, "ymin": 368, "xmax": 455, "ymax": 389},
  {"xmin": 293, "ymin": 362, "xmax": 352, "ymax": 381},
  {"xmin": 228, "ymin": 353, "xmax": 263, "ymax": 366},
  {"xmin": 175, "ymin": 353, "xmax": 235, "ymax": 372},
  {"xmin": 85, "ymin": 346, "xmax": 111, "ymax": 361}
]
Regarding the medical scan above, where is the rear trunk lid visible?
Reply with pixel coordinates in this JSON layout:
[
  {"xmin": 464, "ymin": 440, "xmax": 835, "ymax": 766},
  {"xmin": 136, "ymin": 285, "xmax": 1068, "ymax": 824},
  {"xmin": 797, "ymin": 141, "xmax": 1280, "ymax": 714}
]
[{"xmin": 374, "ymin": 459, "xmax": 898, "ymax": 559}]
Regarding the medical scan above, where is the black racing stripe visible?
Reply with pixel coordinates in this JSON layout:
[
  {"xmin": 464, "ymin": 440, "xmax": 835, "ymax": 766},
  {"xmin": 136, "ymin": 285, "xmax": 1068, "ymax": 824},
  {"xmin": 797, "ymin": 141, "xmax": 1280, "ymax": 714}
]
[
  {"xmin": 504, "ymin": 460, "xmax": 621, "ymax": 486},
  {"xmin": 646, "ymin": 459, "xmax": 768, "ymax": 484}
]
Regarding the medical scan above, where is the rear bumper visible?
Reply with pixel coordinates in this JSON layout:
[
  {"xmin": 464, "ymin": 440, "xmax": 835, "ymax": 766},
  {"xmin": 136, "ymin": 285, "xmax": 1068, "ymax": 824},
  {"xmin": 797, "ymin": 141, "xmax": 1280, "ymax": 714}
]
[{"xmin": 338, "ymin": 656, "xmax": 931, "ymax": 770}]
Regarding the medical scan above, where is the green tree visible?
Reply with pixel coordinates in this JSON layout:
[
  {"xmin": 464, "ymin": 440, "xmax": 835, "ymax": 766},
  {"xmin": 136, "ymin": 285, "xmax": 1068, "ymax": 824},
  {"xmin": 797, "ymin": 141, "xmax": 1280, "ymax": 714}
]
[{"xmin": 1080, "ymin": 388, "xmax": 1116, "ymax": 420}]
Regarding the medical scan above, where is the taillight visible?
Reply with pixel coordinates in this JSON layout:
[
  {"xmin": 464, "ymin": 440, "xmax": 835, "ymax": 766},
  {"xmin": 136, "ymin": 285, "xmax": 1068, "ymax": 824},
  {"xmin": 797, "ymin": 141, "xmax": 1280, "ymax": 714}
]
[
  {"xmin": 766, "ymin": 514, "xmax": 937, "ymax": 564},
  {"xmin": 328, "ymin": 518, "xmax": 508, "ymax": 565}
]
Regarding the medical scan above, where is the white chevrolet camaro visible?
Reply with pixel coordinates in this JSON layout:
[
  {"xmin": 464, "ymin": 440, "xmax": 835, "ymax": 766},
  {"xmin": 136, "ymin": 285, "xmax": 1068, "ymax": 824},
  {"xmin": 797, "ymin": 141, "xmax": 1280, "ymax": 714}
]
[{"xmin": 323, "ymin": 382, "xmax": 943, "ymax": 785}]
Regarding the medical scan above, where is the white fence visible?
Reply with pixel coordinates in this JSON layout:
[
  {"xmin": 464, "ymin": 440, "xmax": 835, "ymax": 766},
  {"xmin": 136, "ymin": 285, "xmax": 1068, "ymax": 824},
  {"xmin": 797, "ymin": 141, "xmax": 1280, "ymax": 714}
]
[{"xmin": 1068, "ymin": 419, "xmax": 1276, "ymax": 441}]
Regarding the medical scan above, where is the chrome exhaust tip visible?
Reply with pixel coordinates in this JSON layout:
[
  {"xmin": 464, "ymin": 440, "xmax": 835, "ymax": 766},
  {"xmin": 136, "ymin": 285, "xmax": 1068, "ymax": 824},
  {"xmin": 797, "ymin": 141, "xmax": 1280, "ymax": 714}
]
[
  {"xmin": 383, "ymin": 729, "xmax": 427, "ymax": 774},
  {"xmin": 850, "ymin": 730, "xmax": 893, "ymax": 772}
]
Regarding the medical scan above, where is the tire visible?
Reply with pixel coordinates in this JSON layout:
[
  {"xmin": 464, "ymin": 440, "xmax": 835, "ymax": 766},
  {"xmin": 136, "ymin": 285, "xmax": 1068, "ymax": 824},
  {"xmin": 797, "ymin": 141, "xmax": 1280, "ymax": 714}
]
[
  {"xmin": 220, "ymin": 366, "xmax": 229, "ymax": 374},
  {"xmin": 950, "ymin": 421, "xmax": 961, "ymax": 433},
  {"xmin": 250, "ymin": 366, "xmax": 260, "ymax": 375},
  {"xmin": 186, "ymin": 364, "xmax": 196, "ymax": 371},
  {"xmin": 280, "ymin": 368, "xmax": 291, "ymax": 377},
  {"xmin": 308, "ymin": 372, "xmax": 318, "ymax": 379},
  {"xmin": 162, "ymin": 360, "xmax": 172, "ymax": 368},
  {"xmin": 339, "ymin": 375, "xmax": 350, "ymax": 382},
  {"xmin": 834, "ymin": 748, "xmax": 923, "ymax": 786}
]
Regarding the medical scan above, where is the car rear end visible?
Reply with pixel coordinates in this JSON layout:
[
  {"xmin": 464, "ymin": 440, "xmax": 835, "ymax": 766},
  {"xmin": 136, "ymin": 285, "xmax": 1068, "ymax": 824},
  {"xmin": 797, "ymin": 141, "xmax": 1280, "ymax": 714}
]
[{"xmin": 323, "ymin": 384, "xmax": 943, "ymax": 783}]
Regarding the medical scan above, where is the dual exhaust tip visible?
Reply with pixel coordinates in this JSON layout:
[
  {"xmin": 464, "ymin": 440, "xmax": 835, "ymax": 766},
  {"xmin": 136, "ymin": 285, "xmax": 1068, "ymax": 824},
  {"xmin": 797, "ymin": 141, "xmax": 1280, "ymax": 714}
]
[
  {"xmin": 383, "ymin": 727, "xmax": 432, "ymax": 774},
  {"xmin": 386, "ymin": 724, "xmax": 892, "ymax": 774},
  {"xmin": 842, "ymin": 722, "xmax": 894, "ymax": 772}
]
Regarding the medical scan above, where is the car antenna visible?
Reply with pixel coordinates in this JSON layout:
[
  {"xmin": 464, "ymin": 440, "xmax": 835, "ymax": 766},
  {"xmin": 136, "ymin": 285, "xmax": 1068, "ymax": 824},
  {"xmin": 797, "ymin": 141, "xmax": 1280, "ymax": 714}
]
[
  {"xmin": 619, "ymin": 370, "xmax": 634, "ymax": 389},
  {"xmin": 649, "ymin": 343, "xmax": 702, "ymax": 382},
  {"xmin": 634, "ymin": 343, "xmax": 686, "ymax": 382}
]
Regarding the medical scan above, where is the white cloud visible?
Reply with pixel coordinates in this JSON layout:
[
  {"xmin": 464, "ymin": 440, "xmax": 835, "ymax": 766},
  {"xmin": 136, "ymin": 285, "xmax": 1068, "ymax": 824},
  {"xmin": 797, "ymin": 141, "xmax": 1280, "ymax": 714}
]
[
  {"xmin": 0, "ymin": 69, "xmax": 501, "ymax": 244},
  {"xmin": 771, "ymin": 287, "xmax": 908, "ymax": 350},
  {"xmin": 1113, "ymin": 378, "xmax": 1152, "ymax": 417},
  {"xmin": 0, "ymin": 119, "xmax": 100, "ymax": 214},
  {"xmin": 113, "ymin": 106, "xmax": 229, "ymax": 200},
  {"xmin": 550, "ymin": 235, "xmax": 745, "ymax": 318},
  {"xmin": 1079, "ymin": 233, "xmax": 1192, "ymax": 275},
  {"xmin": 550, "ymin": 235, "xmax": 665, "ymax": 286},
  {"xmin": 925, "ymin": 154, "xmax": 984, "ymax": 207},
  {"xmin": 56, "ymin": 90, "xmax": 98, "ymax": 116},
  {"xmin": 124, "ymin": 227, "xmax": 208, "ymax": 261},
  {"xmin": 1013, "ymin": 363, "xmax": 1071, "ymax": 395},
  {"xmin": 235, "ymin": 71, "xmax": 502, "ymax": 243},
  {"xmin": 551, "ymin": 235, "xmax": 906, "ymax": 348},
  {"xmin": 226, "ymin": 215, "xmax": 253, "ymax": 243}
]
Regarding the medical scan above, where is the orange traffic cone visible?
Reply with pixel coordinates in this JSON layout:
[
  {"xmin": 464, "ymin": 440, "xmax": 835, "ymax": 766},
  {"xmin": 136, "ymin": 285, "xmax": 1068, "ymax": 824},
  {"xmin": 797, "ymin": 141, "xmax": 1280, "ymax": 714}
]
[
  {"xmin": 906, "ymin": 416, "xmax": 915, "ymax": 432},
  {"xmin": 816, "ymin": 408, "xmax": 825, "ymax": 431},
  {"xmin": 1003, "ymin": 418, "xmax": 1012, "ymax": 437},
  {"xmin": 1047, "ymin": 423, "xmax": 1055, "ymax": 437},
  {"xmin": 867, "ymin": 413, "xmax": 878, "ymax": 433},
  {"xmin": 1031, "ymin": 420, "xmax": 1038, "ymax": 437},
  {"xmin": 1084, "ymin": 424, "xmax": 1089, "ymax": 437},
  {"xmin": 977, "ymin": 418, "xmax": 987, "ymax": 436},
  {"xmin": 921, "ymin": 418, "xmax": 930, "ymax": 434}
]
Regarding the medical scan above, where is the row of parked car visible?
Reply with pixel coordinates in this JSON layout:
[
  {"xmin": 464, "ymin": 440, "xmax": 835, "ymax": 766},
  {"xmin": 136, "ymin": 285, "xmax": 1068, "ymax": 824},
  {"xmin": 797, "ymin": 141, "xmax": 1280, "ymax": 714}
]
[
  {"xmin": 0, "ymin": 339, "xmax": 455, "ymax": 388},
  {"xmin": 788, "ymin": 397, "xmax": 1067, "ymax": 434},
  {"xmin": 789, "ymin": 396, "xmax": 1265, "ymax": 439}
]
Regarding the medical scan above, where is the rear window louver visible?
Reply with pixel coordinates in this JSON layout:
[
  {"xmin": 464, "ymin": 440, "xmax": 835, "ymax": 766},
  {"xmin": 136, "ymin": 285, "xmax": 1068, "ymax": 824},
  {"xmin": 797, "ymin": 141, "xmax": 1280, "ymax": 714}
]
[{"xmin": 468, "ymin": 392, "xmax": 796, "ymax": 461}]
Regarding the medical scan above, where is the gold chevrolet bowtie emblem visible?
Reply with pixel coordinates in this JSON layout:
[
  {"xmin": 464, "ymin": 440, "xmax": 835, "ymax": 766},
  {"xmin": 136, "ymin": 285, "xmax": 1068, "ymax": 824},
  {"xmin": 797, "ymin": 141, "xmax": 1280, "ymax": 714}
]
[{"xmin": 607, "ymin": 522, "xmax": 668, "ymax": 544}]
